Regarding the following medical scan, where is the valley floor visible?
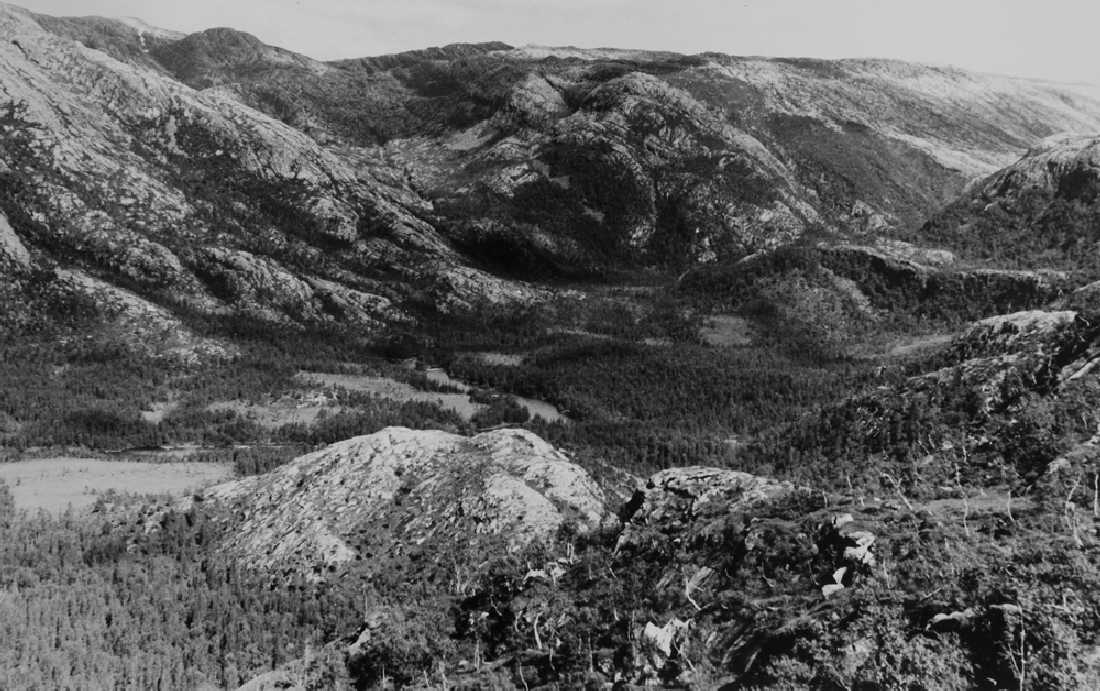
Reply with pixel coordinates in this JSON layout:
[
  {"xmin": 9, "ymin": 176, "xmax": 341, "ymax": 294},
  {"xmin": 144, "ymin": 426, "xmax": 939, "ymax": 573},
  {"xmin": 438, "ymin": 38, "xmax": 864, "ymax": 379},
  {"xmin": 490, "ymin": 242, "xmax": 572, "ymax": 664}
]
[{"xmin": 0, "ymin": 456, "xmax": 232, "ymax": 514}]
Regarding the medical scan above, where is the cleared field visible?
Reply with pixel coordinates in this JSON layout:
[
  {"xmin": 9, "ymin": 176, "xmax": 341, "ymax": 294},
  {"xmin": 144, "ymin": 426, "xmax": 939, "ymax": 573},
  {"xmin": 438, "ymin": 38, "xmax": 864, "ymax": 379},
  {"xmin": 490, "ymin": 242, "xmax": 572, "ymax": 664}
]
[
  {"xmin": 207, "ymin": 399, "xmax": 340, "ymax": 429},
  {"xmin": 516, "ymin": 396, "xmax": 568, "ymax": 423},
  {"xmin": 886, "ymin": 333, "xmax": 956, "ymax": 357},
  {"xmin": 423, "ymin": 368, "xmax": 568, "ymax": 423},
  {"xmin": 0, "ymin": 458, "xmax": 233, "ymax": 514},
  {"xmin": 464, "ymin": 352, "xmax": 526, "ymax": 367},
  {"xmin": 300, "ymin": 370, "xmax": 569, "ymax": 424},
  {"xmin": 848, "ymin": 332, "xmax": 956, "ymax": 360},
  {"xmin": 298, "ymin": 371, "xmax": 485, "ymax": 420}
]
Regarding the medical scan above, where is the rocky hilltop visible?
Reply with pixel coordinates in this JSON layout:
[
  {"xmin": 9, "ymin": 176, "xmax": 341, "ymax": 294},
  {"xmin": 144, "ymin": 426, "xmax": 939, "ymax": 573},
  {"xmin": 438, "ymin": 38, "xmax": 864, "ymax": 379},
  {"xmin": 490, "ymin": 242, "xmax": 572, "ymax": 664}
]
[{"xmin": 193, "ymin": 426, "xmax": 613, "ymax": 574}]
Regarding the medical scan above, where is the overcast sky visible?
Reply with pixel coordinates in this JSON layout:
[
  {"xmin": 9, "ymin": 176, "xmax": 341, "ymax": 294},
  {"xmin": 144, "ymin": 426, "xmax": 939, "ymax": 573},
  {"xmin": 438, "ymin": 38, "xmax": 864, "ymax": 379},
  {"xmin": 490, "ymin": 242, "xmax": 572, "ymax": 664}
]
[{"xmin": 11, "ymin": 0, "xmax": 1100, "ymax": 85}]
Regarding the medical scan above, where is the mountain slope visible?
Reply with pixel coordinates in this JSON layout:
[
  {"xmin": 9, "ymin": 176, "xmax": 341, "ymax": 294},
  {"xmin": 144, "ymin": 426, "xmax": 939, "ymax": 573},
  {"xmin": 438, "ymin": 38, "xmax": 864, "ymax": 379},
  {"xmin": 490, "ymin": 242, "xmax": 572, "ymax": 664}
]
[
  {"xmin": 151, "ymin": 40, "xmax": 1100, "ymax": 266},
  {"xmin": 0, "ymin": 3, "xmax": 536, "ymax": 351},
  {"xmin": 31, "ymin": 11, "xmax": 1100, "ymax": 276},
  {"xmin": 915, "ymin": 134, "xmax": 1100, "ymax": 275}
]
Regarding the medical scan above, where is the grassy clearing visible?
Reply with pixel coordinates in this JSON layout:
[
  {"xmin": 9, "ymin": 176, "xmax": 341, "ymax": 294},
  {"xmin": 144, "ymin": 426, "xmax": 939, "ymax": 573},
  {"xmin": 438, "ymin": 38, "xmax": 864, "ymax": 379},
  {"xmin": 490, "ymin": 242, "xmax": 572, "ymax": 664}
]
[
  {"xmin": 699, "ymin": 314, "xmax": 755, "ymax": 346},
  {"xmin": 205, "ymin": 398, "xmax": 344, "ymax": 430},
  {"xmin": 0, "ymin": 457, "xmax": 232, "ymax": 514},
  {"xmin": 297, "ymin": 371, "xmax": 485, "ymax": 421},
  {"xmin": 464, "ymin": 352, "xmax": 526, "ymax": 367},
  {"xmin": 298, "ymin": 370, "xmax": 570, "ymax": 424}
]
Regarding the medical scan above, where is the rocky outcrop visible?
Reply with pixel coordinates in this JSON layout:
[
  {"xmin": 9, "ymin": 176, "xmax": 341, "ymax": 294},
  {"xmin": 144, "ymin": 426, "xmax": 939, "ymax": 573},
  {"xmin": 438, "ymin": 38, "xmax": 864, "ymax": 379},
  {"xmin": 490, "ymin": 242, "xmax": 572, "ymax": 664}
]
[
  {"xmin": 50, "ymin": 268, "xmax": 235, "ymax": 363},
  {"xmin": 0, "ymin": 211, "xmax": 30, "ymax": 270},
  {"xmin": 200, "ymin": 427, "xmax": 612, "ymax": 573},
  {"xmin": 906, "ymin": 309, "xmax": 1088, "ymax": 413},
  {"xmin": 618, "ymin": 466, "xmax": 795, "ymax": 549},
  {"xmin": 986, "ymin": 135, "xmax": 1100, "ymax": 200},
  {"xmin": 953, "ymin": 310, "xmax": 1079, "ymax": 358}
]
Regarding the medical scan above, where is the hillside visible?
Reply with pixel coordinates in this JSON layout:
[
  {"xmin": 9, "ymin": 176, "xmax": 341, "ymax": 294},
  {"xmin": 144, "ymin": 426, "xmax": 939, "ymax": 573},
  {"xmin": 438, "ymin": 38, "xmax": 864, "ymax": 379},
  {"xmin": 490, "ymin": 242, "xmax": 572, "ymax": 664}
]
[
  {"xmin": 197, "ymin": 426, "xmax": 613, "ymax": 574},
  {"xmin": 914, "ymin": 134, "xmax": 1100, "ymax": 275},
  {"xmin": 0, "ymin": 3, "xmax": 535, "ymax": 355},
  {"xmin": 150, "ymin": 310, "xmax": 1100, "ymax": 688}
]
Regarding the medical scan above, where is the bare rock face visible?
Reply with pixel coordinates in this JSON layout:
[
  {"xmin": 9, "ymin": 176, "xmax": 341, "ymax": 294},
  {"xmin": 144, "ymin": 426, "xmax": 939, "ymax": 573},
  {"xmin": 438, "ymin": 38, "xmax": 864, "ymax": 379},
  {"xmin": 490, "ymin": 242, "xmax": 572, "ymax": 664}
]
[
  {"xmin": 895, "ymin": 309, "xmax": 1099, "ymax": 420},
  {"xmin": 0, "ymin": 3, "xmax": 538, "ymax": 337},
  {"xmin": 956, "ymin": 310, "xmax": 1079, "ymax": 355},
  {"xmin": 191, "ymin": 247, "xmax": 320, "ymax": 322},
  {"xmin": 201, "ymin": 427, "xmax": 612, "ymax": 573},
  {"xmin": 0, "ymin": 211, "xmax": 31, "ymax": 270}
]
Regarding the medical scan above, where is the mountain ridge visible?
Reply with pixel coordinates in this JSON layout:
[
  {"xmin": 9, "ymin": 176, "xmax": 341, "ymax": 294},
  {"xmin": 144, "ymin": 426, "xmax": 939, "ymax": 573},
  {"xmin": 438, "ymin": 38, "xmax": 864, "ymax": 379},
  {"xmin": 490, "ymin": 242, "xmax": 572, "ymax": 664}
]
[{"xmin": 4, "ymin": 0, "xmax": 1100, "ymax": 341}]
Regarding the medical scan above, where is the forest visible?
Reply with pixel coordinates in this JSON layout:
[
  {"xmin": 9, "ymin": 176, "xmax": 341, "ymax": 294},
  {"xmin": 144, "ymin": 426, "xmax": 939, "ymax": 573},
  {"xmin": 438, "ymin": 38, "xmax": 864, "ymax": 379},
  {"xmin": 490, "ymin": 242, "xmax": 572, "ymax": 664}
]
[{"xmin": 0, "ymin": 488, "xmax": 357, "ymax": 689}]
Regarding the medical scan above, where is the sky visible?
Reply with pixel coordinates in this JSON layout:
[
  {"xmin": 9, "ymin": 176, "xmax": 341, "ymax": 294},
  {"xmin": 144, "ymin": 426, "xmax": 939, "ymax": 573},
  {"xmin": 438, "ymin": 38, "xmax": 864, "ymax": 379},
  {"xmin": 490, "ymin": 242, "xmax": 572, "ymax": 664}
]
[{"xmin": 10, "ymin": 0, "xmax": 1100, "ymax": 85}]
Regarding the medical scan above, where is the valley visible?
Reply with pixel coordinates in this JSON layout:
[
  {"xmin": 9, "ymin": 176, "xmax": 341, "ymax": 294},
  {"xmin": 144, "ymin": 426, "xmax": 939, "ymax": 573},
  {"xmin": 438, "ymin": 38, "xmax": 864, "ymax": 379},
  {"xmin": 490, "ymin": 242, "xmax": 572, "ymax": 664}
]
[{"xmin": 2, "ymin": 1, "xmax": 1100, "ymax": 688}]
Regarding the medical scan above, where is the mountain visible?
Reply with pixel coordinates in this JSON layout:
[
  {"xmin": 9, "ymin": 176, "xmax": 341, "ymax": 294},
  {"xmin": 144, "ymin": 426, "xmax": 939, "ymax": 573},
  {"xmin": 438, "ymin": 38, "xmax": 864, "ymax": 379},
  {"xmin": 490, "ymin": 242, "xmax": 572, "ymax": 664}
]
[
  {"xmin": 1, "ymin": 0, "xmax": 1099, "ymax": 350},
  {"xmin": 141, "ymin": 36, "xmax": 1100, "ymax": 271},
  {"xmin": 915, "ymin": 134, "xmax": 1100, "ymax": 275},
  {"xmin": 0, "ymin": 3, "xmax": 535, "ymax": 354}
]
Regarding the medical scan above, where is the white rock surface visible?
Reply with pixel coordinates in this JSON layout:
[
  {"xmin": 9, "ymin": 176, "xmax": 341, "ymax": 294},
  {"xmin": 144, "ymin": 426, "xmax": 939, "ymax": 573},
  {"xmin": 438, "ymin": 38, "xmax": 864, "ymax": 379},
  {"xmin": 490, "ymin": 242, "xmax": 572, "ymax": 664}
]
[
  {"xmin": 0, "ymin": 211, "xmax": 31, "ymax": 269},
  {"xmin": 203, "ymin": 427, "xmax": 612, "ymax": 572}
]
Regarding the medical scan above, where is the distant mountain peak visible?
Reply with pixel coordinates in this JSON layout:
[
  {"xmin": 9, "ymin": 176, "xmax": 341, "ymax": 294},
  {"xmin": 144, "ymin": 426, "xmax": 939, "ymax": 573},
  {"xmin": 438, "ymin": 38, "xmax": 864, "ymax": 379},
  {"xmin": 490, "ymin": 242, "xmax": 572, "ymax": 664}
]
[{"xmin": 151, "ymin": 24, "xmax": 331, "ymax": 84}]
